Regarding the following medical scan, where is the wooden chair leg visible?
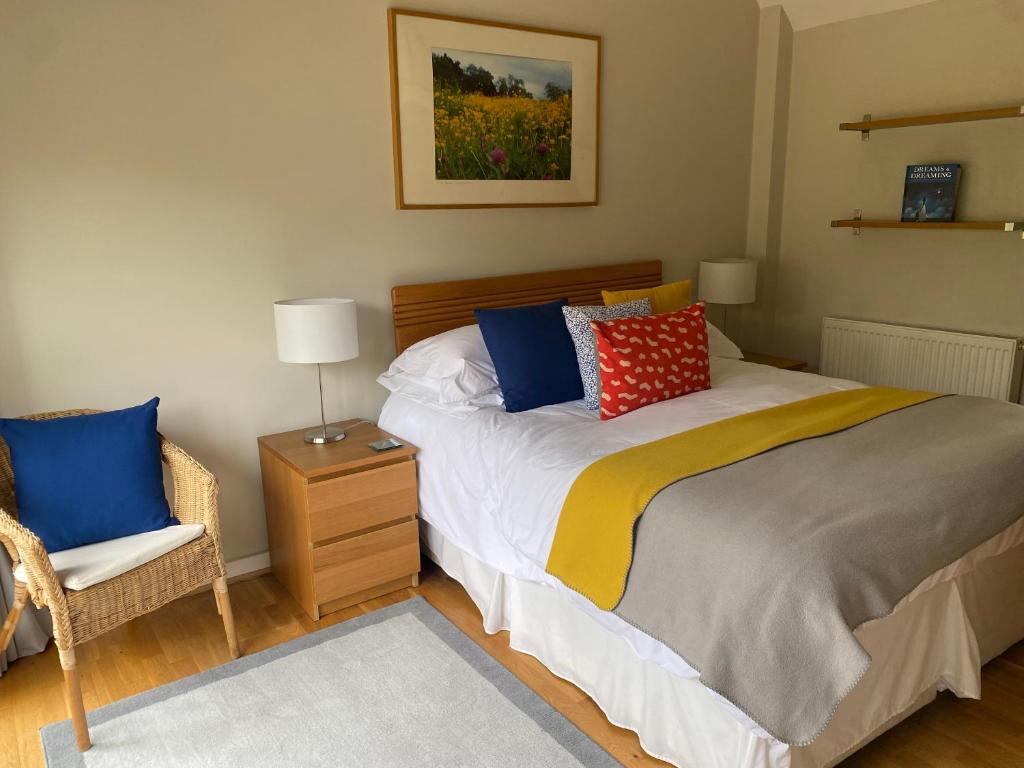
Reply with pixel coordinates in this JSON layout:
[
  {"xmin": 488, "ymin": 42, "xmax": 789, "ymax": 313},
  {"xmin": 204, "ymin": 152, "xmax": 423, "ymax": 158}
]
[
  {"xmin": 212, "ymin": 577, "xmax": 240, "ymax": 659},
  {"xmin": 59, "ymin": 649, "xmax": 91, "ymax": 752},
  {"xmin": 0, "ymin": 581, "xmax": 29, "ymax": 655}
]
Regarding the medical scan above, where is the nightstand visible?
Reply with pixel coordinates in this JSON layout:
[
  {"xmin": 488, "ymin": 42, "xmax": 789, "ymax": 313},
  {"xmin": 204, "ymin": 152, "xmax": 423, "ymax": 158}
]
[
  {"xmin": 741, "ymin": 351, "xmax": 808, "ymax": 371},
  {"xmin": 257, "ymin": 419, "xmax": 420, "ymax": 620}
]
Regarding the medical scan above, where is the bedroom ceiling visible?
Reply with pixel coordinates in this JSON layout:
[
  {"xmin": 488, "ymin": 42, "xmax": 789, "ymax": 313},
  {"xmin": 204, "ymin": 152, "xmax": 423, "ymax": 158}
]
[{"xmin": 757, "ymin": 0, "xmax": 940, "ymax": 31}]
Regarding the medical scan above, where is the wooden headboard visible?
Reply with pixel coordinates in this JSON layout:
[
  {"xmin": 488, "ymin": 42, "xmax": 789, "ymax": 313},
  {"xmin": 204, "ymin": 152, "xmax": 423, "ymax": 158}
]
[{"xmin": 391, "ymin": 260, "xmax": 662, "ymax": 353}]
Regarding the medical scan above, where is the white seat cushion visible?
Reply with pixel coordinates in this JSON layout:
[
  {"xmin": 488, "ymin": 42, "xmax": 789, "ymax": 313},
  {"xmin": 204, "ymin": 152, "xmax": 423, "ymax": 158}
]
[{"xmin": 14, "ymin": 523, "xmax": 206, "ymax": 591}]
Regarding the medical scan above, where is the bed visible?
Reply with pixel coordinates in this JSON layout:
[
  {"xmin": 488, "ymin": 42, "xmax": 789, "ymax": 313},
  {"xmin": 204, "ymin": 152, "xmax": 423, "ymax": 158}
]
[{"xmin": 380, "ymin": 261, "xmax": 1024, "ymax": 768}]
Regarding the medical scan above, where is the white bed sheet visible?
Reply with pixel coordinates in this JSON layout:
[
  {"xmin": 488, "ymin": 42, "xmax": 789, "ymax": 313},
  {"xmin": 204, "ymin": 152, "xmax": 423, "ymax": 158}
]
[
  {"xmin": 381, "ymin": 358, "xmax": 864, "ymax": 583},
  {"xmin": 379, "ymin": 357, "xmax": 1024, "ymax": 758},
  {"xmin": 379, "ymin": 358, "xmax": 866, "ymax": 736}
]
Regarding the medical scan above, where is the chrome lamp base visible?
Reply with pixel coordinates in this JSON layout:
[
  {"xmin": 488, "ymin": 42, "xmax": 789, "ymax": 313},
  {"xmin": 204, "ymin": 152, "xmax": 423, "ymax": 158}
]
[{"xmin": 304, "ymin": 426, "xmax": 346, "ymax": 444}]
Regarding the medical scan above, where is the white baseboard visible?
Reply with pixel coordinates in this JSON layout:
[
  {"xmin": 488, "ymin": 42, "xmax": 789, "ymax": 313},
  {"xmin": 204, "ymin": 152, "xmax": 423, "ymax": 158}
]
[{"xmin": 226, "ymin": 551, "xmax": 271, "ymax": 579}]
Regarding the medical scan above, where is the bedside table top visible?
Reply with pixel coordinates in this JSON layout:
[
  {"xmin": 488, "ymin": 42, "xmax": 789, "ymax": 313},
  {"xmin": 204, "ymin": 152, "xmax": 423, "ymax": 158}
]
[
  {"xmin": 257, "ymin": 419, "xmax": 417, "ymax": 480},
  {"xmin": 741, "ymin": 351, "xmax": 808, "ymax": 371}
]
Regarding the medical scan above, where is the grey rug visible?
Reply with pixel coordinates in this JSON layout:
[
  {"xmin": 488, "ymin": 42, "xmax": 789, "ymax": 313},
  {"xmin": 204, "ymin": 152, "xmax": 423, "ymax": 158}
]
[{"xmin": 41, "ymin": 597, "xmax": 621, "ymax": 767}]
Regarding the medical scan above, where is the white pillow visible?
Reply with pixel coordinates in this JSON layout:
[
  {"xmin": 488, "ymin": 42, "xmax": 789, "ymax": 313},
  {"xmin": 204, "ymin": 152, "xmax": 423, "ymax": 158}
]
[
  {"xmin": 706, "ymin": 321, "xmax": 743, "ymax": 359},
  {"xmin": 378, "ymin": 324, "xmax": 500, "ymax": 406},
  {"xmin": 377, "ymin": 371, "xmax": 504, "ymax": 412}
]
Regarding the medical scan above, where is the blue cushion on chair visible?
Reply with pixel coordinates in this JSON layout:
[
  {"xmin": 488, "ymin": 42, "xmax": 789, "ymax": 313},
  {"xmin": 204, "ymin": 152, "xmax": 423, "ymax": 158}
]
[
  {"xmin": 0, "ymin": 398, "xmax": 176, "ymax": 553},
  {"xmin": 474, "ymin": 300, "xmax": 584, "ymax": 413}
]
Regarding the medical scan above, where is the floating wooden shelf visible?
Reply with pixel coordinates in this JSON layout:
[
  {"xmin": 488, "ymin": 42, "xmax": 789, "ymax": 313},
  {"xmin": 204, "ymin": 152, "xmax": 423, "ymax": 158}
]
[
  {"xmin": 832, "ymin": 219, "xmax": 1022, "ymax": 230},
  {"xmin": 831, "ymin": 219, "xmax": 1024, "ymax": 237},
  {"xmin": 840, "ymin": 104, "xmax": 1024, "ymax": 135}
]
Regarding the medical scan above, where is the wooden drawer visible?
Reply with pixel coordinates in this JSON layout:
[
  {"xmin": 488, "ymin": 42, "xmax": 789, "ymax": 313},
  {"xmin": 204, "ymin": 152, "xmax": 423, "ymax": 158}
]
[
  {"xmin": 313, "ymin": 519, "xmax": 420, "ymax": 603},
  {"xmin": 306, "ymin": 460, "xmax": 417, "ymax": 543}
]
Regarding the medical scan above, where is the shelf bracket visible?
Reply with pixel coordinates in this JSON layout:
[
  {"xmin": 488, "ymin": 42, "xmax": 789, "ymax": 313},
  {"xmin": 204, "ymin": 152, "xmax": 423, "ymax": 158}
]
[
  {"xmin": 860, "ymin": 114, "xmax": 871, "ymax": 141},
  {"xmin": 852, "ymin": 209, "xmax": 862, "ymax": 236}
]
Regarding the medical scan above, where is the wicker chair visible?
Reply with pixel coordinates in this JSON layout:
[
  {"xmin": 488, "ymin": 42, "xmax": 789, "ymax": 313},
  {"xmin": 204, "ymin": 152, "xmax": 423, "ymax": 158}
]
[{"xmin": 0, "ymin": 409, "xmax": 240, "ymax": 752}]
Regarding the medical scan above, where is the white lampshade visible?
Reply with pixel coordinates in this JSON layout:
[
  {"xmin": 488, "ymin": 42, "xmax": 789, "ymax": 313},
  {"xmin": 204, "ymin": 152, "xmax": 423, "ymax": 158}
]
[
  {"xmin": 274, "ymin": 298, "xmax": 359, "ymax": 364},
  {"xmin": 699, "ymin": 258, "xmax": 758, "ymax": 305}
]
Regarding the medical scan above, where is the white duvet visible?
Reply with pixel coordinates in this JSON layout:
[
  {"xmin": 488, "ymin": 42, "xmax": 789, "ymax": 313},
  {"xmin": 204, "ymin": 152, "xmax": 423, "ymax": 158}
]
[{"xmin": 379, "ymin": 358, "xmax": 864, "ymax": 692}]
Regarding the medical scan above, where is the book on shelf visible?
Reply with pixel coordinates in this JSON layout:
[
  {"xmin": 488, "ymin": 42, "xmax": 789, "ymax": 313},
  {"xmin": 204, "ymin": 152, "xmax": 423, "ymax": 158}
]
[{"xmin": 901, "ymin": 163, "xmax": 961, "ymax": 222}]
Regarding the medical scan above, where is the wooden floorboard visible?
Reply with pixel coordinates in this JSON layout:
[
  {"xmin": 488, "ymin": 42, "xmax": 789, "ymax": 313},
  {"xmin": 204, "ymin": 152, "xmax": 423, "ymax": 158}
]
[{"xmin": 0, "ymin": 563, "xmax": 1021, "ymax": 767}]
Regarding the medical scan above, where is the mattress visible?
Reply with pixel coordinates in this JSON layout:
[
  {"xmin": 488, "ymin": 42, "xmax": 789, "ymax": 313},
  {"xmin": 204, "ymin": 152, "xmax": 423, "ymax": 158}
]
[{"xmin": 378, "ymin": 357, "xmax": 1024, "ymax": 766}]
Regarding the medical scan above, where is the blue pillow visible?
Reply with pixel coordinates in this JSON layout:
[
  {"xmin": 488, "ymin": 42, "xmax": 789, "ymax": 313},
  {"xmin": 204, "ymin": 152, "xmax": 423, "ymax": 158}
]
[
  {"xmin": 0, "ymin": 398, "xmax": 177, "ymax": 553},
  {"xmin": 474, "ymin": 299, "xmax": 584, "ymax": 413}
]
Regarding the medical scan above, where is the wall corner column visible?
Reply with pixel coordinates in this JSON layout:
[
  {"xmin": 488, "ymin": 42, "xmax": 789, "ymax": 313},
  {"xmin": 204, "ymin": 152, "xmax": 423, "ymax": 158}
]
[{"xmin": 740, "ymin": 4, "xmax": 793, "ymax": 352}]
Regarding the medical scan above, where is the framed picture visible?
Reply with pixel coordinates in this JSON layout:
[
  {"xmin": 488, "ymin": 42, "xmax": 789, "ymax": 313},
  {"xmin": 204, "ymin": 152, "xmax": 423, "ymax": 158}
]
[{"xmin": 387, "ymin": 9, "xmax": 600, "ymax": 209}]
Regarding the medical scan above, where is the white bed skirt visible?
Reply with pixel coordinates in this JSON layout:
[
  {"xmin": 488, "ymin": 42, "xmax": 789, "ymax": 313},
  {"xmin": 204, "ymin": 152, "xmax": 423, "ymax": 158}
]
[{"xmin": 422, "ymin": 520, "xmax": 1024, "ymax": 768}]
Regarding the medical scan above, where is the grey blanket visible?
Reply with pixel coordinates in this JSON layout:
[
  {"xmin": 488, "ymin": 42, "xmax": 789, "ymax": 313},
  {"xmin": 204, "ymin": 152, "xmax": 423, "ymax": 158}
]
[{"xmin": 614, "ymin": 395, "xmax": 1024, "ymax": 745}]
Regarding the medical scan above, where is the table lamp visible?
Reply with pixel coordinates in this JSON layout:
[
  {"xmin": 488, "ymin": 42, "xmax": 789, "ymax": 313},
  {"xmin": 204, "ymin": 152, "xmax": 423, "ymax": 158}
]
[
  {"xmin": 698, "ymin": 258, "xmax": 757, "ymax": 340},
  {"xmin": 274, "ymin": 298, "xmax": 359, "ymax": 444}
]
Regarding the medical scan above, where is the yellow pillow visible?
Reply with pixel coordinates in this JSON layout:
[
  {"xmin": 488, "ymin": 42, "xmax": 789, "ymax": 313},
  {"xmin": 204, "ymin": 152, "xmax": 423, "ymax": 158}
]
[{"xmin": 602, "ymin": 279, "xmax": 692, "ymax": 315}]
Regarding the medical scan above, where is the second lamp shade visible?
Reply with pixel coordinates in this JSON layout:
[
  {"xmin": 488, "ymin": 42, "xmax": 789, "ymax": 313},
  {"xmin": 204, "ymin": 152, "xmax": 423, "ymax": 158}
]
[{"xmin": 699, "ymin": 258, "xmax": 757, "ymax": 305}]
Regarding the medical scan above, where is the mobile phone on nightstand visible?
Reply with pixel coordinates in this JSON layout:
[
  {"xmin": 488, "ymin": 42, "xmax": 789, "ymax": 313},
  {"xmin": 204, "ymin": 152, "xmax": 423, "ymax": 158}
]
[{"xmin": 368, "ymin": 437, "xmax": 403, "ymax": 452}]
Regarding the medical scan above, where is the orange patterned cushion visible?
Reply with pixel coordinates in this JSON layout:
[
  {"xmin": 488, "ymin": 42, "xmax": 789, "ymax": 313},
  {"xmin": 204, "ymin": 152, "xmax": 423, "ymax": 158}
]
[{"xmin": 591, "ymin": 302, "xmax": 710, "ymax": 420}]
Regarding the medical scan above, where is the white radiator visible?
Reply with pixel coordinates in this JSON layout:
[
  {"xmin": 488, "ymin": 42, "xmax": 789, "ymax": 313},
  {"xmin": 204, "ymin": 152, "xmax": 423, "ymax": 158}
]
[{"xmin": 820, "ymin": 317, "xmax": 1023, "ymax": 401}]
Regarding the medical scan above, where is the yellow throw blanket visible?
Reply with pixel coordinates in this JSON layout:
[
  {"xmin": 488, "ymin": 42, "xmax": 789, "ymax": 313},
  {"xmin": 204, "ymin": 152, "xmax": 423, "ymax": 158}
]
[{"xmin": 546, "ymin": 387, "xmax": 942, "ymax": 610}]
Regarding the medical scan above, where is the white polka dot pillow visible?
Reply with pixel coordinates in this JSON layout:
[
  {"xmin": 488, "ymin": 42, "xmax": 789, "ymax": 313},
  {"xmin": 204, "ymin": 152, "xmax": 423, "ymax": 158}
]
[
  {"xmin": 590, "ymin": 302, "xmax": 710, "ymax": 420},
  {"xmin": 562, "ymin": 299, "xmax": 652, "ymax": 410}
]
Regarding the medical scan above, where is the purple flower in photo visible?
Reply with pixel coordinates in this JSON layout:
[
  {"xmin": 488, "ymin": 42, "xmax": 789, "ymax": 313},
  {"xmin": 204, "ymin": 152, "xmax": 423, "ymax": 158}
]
[
  {"xmin": 489, "ymin": 147, "xmax": 507, "ymax": 165},
  {"xmin": 536, "ymin": 142, "xmax": 549, "ymax": 156},
  {"xmin": 542, "ymin": 173, "xmax": 553, "ymax": 180}
]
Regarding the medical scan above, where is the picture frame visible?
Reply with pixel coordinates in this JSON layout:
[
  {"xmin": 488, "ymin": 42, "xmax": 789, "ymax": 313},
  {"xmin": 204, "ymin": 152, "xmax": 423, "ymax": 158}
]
[{"xmin": 387, "ymin": 8, "xmax": 601, "ymax": 209}]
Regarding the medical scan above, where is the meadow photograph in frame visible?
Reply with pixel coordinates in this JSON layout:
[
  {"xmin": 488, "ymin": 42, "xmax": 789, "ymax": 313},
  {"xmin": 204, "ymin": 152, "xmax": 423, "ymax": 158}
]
[{"xmin": 387, "ymin": 9, "xmax": 600, "ymax": 209}]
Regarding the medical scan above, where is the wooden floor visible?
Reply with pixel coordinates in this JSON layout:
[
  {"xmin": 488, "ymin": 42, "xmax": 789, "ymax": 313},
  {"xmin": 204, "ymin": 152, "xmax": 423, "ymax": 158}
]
[{"xmin": 1, "ymin": 563, "xmax": 1022, "ymax": 768}]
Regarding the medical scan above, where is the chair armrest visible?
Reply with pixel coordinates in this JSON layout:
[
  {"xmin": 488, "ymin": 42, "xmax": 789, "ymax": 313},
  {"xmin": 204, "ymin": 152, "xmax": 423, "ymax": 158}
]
[
  {"xmin": 0, "ymin": 508, "xmax": 69, "ymax": 617},
  {"xmin": 160, "ymin": 438, "xmax": 225, "ymax": 568}
]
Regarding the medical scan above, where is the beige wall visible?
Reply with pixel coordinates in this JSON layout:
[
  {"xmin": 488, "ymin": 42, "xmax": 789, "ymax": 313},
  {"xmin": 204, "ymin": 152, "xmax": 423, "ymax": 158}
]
[
  {"xmin": 768, "ymin": 0, "xmax": 1024, "ymax": 368},
  {"xmin": 0, "ymin": 0, "xmax": 760, "ymax": 562},
  {"xmin": 741, "ymin": 4, "xmax": 792, "ymax": 352}
]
